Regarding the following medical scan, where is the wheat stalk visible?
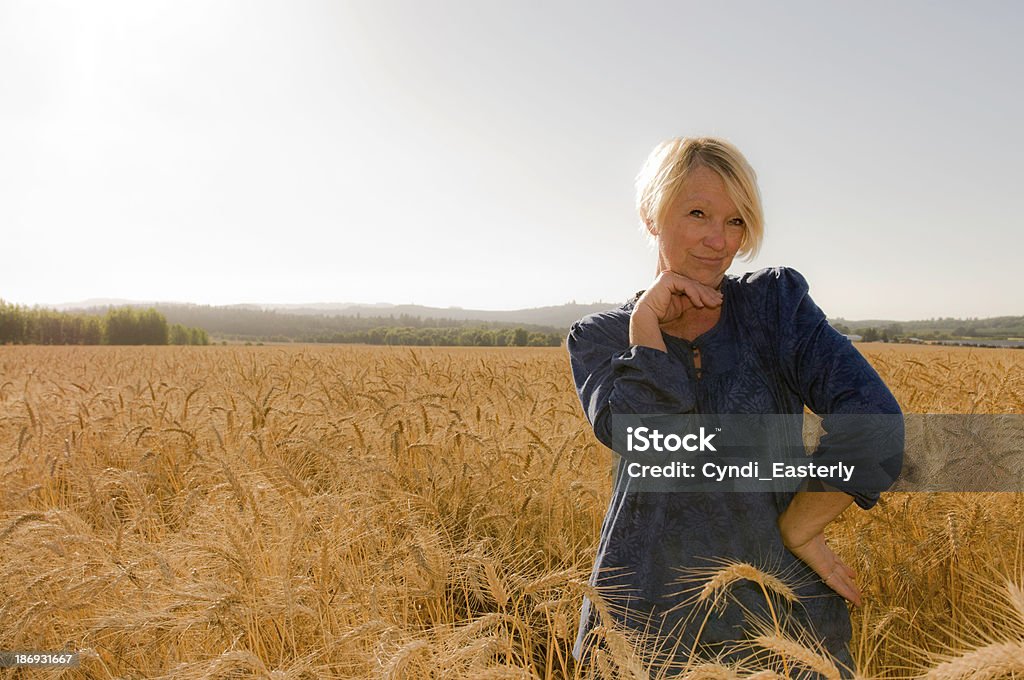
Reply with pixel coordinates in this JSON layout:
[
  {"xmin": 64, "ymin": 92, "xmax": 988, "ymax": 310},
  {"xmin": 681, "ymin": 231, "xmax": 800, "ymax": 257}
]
[
  {"xmin": 697, "ymin": 562, "xmax": 797, "ymax": 605},
  {"xmin": 924, "ymin": 641, "xmax": 1024, "ymax": 680},
  {"xmin": 382, "ymin": 639, "xmax": 432, "ymax": 680},
  {"xmin": 753, "ymin": 635, "xmax": 841, "ymax": 680},
  {"xmin": 684, "ymin": 662, "xmax": 740, "ymax": 678}
]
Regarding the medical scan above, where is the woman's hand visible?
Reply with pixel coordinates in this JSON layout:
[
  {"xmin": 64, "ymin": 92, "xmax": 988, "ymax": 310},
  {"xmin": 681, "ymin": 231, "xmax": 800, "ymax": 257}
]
[
  {"xmin": 630, "ymin": 271, "xmax": 723, "ymax": 351},
  {"xmin": 777, "ymin": 485, "xmax": 860, "ymax": 605},
  {"xmin": 634, "ymin": 270, "xmax": 723, "ymax": 326},
  {"xmin": 784, "ymin": 532, "xmax": 862, "ymax": 607}
]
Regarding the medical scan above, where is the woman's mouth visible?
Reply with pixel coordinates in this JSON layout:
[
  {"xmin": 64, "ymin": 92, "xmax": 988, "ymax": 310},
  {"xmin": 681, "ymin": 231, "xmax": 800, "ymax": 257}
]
[{"xmin": 691, "ymin": 254, "xmax": 724, "ymax": 265}]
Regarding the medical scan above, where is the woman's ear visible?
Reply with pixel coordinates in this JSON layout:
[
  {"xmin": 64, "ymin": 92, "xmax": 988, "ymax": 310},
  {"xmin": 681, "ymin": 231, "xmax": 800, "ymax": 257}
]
[{"xmin": 644, "ymin": 218, "xmax": 658, "ymax": 237}]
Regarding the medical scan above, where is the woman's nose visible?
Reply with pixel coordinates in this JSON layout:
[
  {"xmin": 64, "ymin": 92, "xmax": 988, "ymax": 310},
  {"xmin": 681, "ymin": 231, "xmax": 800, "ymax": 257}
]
[{"xmin": 703, "ymin": 222, "xmax": 726, "ymax": 250}]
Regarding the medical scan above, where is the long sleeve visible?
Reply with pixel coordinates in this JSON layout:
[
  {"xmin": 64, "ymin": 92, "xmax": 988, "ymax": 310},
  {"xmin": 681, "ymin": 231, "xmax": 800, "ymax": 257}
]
[
  {"xmin": 770, "ymin": 268, "xmax": 904, "ymax": 509},
  {"xmin": 566, "ymin": 312, "xmax": 696, "ymax": 457}
]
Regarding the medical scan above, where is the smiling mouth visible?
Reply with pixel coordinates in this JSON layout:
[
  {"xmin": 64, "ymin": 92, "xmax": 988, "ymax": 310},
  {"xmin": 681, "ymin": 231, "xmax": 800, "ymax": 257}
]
[{"xmin": 691, "ymin": 254, "xmax": 724, "ymax": 264}]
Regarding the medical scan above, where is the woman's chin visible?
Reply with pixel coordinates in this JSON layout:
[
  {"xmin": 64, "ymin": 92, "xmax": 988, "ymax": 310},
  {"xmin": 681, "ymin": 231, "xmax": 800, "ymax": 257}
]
[{"xmin": 669, "ymin": 267, "xmax": 720, "ymax": 288}]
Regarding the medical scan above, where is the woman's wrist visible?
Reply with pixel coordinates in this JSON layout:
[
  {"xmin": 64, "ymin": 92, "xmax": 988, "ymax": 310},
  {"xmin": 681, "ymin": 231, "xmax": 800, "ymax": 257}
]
[
  {"xmin": 777, "ymin": 518, "xmax": 817, "ymax": 551},
  {"xmin": 629, "ymin": 306, "xmax": 667, "ymax": 352}
]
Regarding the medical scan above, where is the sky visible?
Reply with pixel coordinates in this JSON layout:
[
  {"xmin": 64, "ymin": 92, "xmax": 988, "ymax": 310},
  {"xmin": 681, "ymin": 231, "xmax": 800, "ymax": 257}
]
[{"xmin": 1, "ymin": 0, "xmax": 1022, "ymax": 321}]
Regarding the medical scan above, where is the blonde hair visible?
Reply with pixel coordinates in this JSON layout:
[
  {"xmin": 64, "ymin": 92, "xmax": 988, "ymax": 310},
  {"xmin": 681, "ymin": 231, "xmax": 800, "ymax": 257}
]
[{"xmin": 635, "ymin": 136, "xmax": 764, "ymax": 260}]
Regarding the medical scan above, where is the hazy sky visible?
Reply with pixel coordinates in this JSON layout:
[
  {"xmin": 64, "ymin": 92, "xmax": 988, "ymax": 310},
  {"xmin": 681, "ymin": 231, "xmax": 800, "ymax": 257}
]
[{"xmin": 2, "ymin": 1, "xmax": 1021, "ymax": 320}]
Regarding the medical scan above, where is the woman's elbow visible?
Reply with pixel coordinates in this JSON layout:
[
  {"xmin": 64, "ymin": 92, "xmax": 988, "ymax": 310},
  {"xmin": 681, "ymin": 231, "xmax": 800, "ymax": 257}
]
[
  {"xmin": 591, "ymin": 409, "xmax": 615, "ymax": 450},
  {"xmin": 870, "ymin": 409, "xmax": 905, "ymax": 492}
]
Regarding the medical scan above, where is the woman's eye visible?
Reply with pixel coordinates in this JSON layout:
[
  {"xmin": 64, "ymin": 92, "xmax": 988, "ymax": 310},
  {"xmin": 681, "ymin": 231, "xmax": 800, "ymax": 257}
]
[
  {"xmin": 689, "ymin": 209, "xmax": 705, "ymax": 218},
  {"xmin": 728, "ymin": 218, "xmax": 746, "ymax": 227}
]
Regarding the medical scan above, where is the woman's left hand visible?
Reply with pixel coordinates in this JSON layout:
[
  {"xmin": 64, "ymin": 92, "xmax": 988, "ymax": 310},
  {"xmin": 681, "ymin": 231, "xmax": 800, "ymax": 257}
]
[{"xmin": 785, "ymin": 532, "xmax": 862, "ymax": 607}]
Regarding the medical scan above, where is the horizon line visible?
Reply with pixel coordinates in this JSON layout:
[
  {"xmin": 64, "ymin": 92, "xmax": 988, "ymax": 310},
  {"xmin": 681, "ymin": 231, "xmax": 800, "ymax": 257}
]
[{"xmin": 2, "ymin": 295, "xmax": 1018, "ymax": 325}]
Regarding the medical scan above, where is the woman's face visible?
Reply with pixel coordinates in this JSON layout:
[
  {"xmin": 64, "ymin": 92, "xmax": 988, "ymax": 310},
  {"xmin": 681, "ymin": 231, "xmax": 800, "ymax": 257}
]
[{"xmin": 652, "ymin": 164, "xmax": 746, "ymax": 288}]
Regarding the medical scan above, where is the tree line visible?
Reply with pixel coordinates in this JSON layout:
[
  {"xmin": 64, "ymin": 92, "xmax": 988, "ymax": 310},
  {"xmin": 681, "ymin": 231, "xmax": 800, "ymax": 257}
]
[
  {"xmin": 157, "ymin": 304, "xmax": 564, "ymax": 338},
  {"xmin": 831, "ymin": 322, "xmax": 906, "ymax": 342},
  {"xmin": 831, "ymin": 316, "xmax": 1024, "ymax": 341},
  {"xmin": 306, "ymin": 326, "xmax": 563, "ymax": 347},
  {"xmin": 0, "ymin": 300, "xmax": 209, "ymax": 345},
  {"xmin": 66, "ymin": 303, "xmax": 568, "ymax": 345}
]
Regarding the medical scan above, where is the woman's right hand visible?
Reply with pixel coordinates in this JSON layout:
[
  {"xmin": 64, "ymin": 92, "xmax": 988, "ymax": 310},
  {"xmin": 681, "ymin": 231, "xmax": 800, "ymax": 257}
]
[
  {"xmin": 630, "ymin": 271, "xmax": 723, "ymax": 351},
  {"xmin": 634, "ymin": 270, "xmax": 723, "ymax": 326}
]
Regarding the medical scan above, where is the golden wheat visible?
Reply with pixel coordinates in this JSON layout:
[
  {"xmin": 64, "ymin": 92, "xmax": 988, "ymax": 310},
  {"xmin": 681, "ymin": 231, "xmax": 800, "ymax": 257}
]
[
  {"xmin": 696, "ymin": 562, "xmax": 798, "ymax": 606},
  {"xmin": 753, "ymin": 634, "xmax": 841, "ymax": 680},
  {"xmin": 0, "ymin": 343, "xmax": 1022, "ymax": 678},
  {"xmin": 923, "ymin": 641, "xmax": 1024, "ymax": 680}
]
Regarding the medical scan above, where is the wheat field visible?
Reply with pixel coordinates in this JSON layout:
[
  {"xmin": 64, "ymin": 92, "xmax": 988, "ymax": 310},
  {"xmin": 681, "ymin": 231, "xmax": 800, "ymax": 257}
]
[{"xmin": 0, "ymin": 343, "xmax": 1022, "ymax": 679}]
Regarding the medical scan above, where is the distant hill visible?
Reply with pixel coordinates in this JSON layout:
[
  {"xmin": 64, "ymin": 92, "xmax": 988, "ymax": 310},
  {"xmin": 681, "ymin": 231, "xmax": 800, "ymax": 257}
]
[
  {"xmin": 37, "ymin": 297, "xmax": 1024, "ymax": 343},
  {"xmin": 264, "ymin": 302, "xmax": 623, "ymax": 328},
  {"xmin": 830, "ymin": 316, "xmax": 1024, "ymax": 340},
  {"xmin": 53, "ymin": 299, "xmax": 622, "ymax": 332},
  {"xmin": 53, "ymin": 302, "xmax": 600, "ymax": 344}
]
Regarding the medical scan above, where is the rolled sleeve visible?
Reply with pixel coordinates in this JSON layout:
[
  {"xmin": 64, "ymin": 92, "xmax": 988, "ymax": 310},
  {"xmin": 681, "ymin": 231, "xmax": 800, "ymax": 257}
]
[
  {"xmin": 567, "ymin": 318, "xmax": 695, "ymax": 453},
  {"xmin": 608, "ymin": 345, "xmax": 695, "ymax": 415},
  {"xmin": 771, "ymin": 268, "xmax": 905, "ymax": 509}
]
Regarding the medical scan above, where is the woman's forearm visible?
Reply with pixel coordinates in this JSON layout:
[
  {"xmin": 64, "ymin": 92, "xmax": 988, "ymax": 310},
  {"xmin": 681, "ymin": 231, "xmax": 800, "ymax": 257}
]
[{"xmin": 777, "ymin": 484, "xmax": 854, "ymax": 549}]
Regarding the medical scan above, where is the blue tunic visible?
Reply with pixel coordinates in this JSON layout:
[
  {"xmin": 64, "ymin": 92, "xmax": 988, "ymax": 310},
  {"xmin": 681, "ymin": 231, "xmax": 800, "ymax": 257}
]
[{"xmin": 566, "ymin": 267, "xmax": 903, "ymax": 676}]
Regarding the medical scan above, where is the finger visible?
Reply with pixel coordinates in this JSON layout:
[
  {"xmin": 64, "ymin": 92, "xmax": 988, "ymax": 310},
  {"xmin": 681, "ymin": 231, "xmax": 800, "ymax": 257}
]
[
  {"xmin": 824, "ymin": 572, "xmax": 852, "ymax": 605},
  {"xmin": 702, "ymin": 288, "xmax": 724, "ymax": 307},
  {"xmin": 676, "ymin": 280, "xmax": 705, "ymax": 308},
  {"xmin": 664, "ymin": 273, "xmax": 716, "ymax": 308},
  {"xmin": 686, "ymin": 284, "xmax": 706, "ymax": 308},
  {"xmin": 825, "ymin": 569, "xmax": 862, "ymax": 607},
  {"xmin": 842, "ymin": 577, "xmax": 863, "ymax": 607},
  {"xmin": 658, "ymin": 271, "xmax": 724, "ymax": 309},
  {"xmin": 684, "ymin": 278, "xmax": 723, "ymax": 308},
  {"xmin": 833, "ymin": 559, "xmax": 858, "ymax": 582}
]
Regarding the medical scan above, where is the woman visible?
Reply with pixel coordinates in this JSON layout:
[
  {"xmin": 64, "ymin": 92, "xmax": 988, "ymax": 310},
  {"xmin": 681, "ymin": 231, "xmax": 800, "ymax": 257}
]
[{"xmin": 566, "ymin": 136, "xmax": 903, "ymax": 676}]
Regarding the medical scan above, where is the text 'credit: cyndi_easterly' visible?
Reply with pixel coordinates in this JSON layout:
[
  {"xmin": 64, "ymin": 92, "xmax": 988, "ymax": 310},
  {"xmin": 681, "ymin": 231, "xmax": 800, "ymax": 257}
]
[{"xmin": 625, "ymin": 461, "xmax": 856, "ymax": 483}]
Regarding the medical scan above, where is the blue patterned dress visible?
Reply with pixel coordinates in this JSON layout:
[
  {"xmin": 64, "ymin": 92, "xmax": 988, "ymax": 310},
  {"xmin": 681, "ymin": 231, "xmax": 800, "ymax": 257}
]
[{"xmin": 566, "ymin": 267, "xmax": 903, "ymax": 677}]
